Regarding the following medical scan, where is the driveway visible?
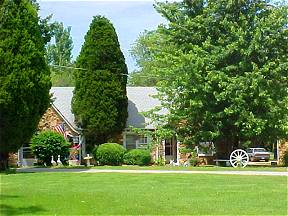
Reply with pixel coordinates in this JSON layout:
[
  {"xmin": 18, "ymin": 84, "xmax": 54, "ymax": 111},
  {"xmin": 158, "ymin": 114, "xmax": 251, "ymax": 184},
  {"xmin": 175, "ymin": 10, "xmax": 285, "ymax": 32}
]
[{"xmin": 16, "ymin": 167, "xmax": 288, "ymax": 176}]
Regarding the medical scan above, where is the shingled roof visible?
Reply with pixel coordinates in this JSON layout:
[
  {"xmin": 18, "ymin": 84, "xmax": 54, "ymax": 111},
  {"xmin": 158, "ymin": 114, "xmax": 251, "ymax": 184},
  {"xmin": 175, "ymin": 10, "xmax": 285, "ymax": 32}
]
[{"xmin": 50, "ymin": 87, "xmax": 162, "ymax": 131}]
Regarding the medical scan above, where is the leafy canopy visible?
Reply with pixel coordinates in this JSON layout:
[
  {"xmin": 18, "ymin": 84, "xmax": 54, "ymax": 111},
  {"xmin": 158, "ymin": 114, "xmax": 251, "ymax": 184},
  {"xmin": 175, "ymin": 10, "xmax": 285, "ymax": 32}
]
[
  {"xmin": 143, "ymin": 0, "xmax": 288, "ymax": 153},
  {"xmin": 46, "ymin": 22, "xmax": 74, "ymax": 86},
  {"xmin": 129, "ymin": 30, "xmax": 165, "ymax": 86}
]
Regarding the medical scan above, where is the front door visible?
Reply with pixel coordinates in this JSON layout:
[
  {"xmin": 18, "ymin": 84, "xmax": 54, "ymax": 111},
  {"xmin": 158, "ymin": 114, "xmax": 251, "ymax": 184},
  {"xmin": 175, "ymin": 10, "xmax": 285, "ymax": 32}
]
[{"xmin": 165, "ymin": 138, "xmax": 177, "ymax": 162}]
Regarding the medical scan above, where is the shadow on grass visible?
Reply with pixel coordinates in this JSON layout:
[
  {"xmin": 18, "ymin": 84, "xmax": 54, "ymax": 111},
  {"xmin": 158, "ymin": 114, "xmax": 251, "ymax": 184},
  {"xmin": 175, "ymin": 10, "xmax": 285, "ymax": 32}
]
[
  {"xmin": 0, "ymin": 194, "xmax": 19, "ymax": 199},
  {"xmin": 0, "ymin": 204, "xmax": 46, "ymax": 215},
  {"xmin": 16, "ymin": 166, "xmax": 92, "ymax": 173},
  {"xmin": 0, "ymin": 168, "xmax": 17, "ymax": 175}
]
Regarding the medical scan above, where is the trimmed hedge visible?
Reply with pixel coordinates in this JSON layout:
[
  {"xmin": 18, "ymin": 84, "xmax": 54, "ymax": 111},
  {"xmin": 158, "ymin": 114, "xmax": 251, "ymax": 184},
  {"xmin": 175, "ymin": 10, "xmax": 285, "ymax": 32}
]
[
  {"xmin": 123, "ymin": 149, "xmax": 151, "ymax": 166},
  {"xmin": 94, "ymin": 143, "xmax": 126, "ymax": 166},
  {"xmin": 30, "ymin": 131, "xmax": 70, "ymax": 166}
]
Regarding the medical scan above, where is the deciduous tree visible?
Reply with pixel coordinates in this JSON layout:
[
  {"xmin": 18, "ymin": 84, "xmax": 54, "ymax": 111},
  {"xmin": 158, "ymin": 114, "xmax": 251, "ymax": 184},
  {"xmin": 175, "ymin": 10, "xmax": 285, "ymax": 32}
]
[
  {"xmin": 129, "ymin": 31, "xmax": 163, "ymax": 86},
  {"xmin": 46, "ymin": 22, "xmax": 74, "ymax": 86},
  {"xmin": 145, "ymin": 0, "xmax": 288, "ymax": 156}
]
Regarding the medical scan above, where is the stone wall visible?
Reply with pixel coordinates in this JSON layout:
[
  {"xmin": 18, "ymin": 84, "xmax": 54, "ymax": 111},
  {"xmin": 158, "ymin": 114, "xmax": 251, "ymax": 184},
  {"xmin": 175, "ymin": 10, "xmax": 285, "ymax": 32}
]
[
  {"xmin": 38, "ymin": 106, "xmax": 78, "ymax": 136},
  {"xmin": 8, "ymin": 153, "xmax": 18, "ymax": 167},
  {"xmin": 278, "ymin": 140, "xmax": 288, "ymax": 166},
  {"xmin": 38, "ymin": 107, "xmax": 62, "ymax": 131}
]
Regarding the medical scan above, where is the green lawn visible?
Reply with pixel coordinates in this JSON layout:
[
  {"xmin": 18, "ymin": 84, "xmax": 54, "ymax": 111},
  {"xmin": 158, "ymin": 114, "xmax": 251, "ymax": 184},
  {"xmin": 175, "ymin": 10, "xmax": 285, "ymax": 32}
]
[
  {"xmin": 1, "ymin": 173, "xmax": 287, "ymax": 215},
  {"xmin": 54, "ymin": 164, "xmax": 288, "ymax": 172}
]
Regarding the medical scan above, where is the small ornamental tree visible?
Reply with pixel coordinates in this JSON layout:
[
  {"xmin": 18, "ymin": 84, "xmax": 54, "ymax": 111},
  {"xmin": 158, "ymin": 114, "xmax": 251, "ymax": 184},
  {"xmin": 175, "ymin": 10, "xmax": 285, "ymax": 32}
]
[
  {"xmin": 72, "ymin": 16, "xmax": 128, "ymax": 146},
  {"xmin": 0, "ymin": 0, "xmax": 51, "ymax": 170},
  {"xmin": 30, "ymin": 131, "xmax": 70, "ymax": 166}
]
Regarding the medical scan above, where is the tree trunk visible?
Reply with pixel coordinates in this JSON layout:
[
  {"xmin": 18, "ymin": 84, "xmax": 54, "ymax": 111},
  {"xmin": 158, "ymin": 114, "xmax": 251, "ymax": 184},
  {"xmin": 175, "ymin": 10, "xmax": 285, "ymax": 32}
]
[{"xmin": 0, "ymin": 152, "xmax": 9, "ymax": 171}]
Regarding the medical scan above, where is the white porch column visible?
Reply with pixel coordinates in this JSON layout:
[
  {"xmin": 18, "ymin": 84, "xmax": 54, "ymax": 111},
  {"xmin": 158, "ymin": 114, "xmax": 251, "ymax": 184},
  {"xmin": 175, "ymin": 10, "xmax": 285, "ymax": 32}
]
[
  {"xmin": 155, "ymin": 145, "xmax": 158, "ymax": 161},
  {"xmin": 17, "ymin": 146, "xmax": 23, "ymax": 166},
  {"xmin": 276, "ymin": 140, "xmax": 280, "ymax": 162},
  {"xmin": 123, "ymin": 132, "xmax": 127, "ymax": 149},
  {"xmin": 176, "ymin": 140, "xmax": 180, "ymax": 163},
  {"xmin": 161, "ymin": 139, "xmax": 165, "ymax": 159},
  {"xmin": 80, "ymin": 134, "xmax": 86, "ymax": 158}
]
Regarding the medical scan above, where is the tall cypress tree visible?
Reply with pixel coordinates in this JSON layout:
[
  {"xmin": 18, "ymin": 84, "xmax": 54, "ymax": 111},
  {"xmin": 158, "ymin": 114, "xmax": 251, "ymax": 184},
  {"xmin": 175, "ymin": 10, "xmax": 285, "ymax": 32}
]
[
  {"xmin": 72, "ymin": 16, "xmax": 128, "ymax": 147},
  {"xmin": 0, "ymin": 0, "xmax": 51, "ymax": 170}
]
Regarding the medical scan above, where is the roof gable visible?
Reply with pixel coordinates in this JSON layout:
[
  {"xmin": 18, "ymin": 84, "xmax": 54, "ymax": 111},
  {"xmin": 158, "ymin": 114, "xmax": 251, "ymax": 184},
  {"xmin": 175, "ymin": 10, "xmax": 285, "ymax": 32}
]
[{"xmin": 50, "ymin": 87, "xmax": 162, "ymax": 130}]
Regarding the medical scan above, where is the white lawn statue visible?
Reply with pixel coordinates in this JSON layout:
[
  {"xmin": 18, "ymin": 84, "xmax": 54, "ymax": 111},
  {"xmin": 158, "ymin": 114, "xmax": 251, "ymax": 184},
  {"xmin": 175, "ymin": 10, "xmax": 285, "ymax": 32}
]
[
  {"xmin": 51, "ymin": 156, "xmax": 57, "ymax": 166},
  {"xmin": 183, "ymin": 160, "xmax": 189, "ymax": 167},
  {"xmin": 57, "ymin": 155, "xmax": 63, "ymax": 166},
  {"xmin": 170, "ymin": 160, "xmax": 180, "ymax": 166},
  {"xmin": 84, "ymin": 154, "xmax": 93, "ymax": 166}
]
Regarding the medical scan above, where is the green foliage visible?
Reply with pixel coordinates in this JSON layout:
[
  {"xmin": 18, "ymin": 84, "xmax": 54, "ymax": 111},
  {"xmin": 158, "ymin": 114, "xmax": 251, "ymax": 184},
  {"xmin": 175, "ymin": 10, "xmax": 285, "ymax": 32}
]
[
  {"xmin": 30, "ymin": 131, "xmax": 70, "ymax": 165},
  {"xmin": 179, "ymin": 147, "xmax": 194, "ymax": 154},
  {"xmin": 141, "ymin": 0, "xmax": 288, "ymax": 155},
  {"xmin": 94, "ymin": 143, "xmax": 126, "ymax": 166},
  {"xmin": 46, "ymin": 22, "xmax": 73, "ymax": 66},
  {"xmin": 188, "ymin": 151, "xmax": 200, "ymax": 167},
  {"xmin": 0, "ymin": 0, "xmax": 51, "ymax": 169},
  {"xmin": 123, "ymin": 149, "xmax": 151, "ymax": 166},
  {"xmin": 46, "ymin": 22, "xmax": 74, "ymax": 87},
  {"xmin": 129, "ymin": 31, "xmax": 164, "ymax": 86},
  {"xmin": 50, "ymin": 66, "xmax": 74, "ymax": 87},
  {"xmin": 72, "ymin": 16, "xmax": 128, "ymax": 146},
  {"xmin": 154, "ymin": 156, "xmax": 166, "ymax": 166}
]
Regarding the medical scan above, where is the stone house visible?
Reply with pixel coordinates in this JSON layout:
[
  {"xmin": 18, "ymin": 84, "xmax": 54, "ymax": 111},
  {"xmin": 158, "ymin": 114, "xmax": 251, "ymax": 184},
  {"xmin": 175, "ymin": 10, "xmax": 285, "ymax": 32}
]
[
  {"xmin": 17, "ymin": 87, "xmax": 287, "ymax": 166},
  {"xmin": 18, "ymin": 87, "xmax": 83, "ymax": 166},
  {"xmin": 18, "ymin": 87, "xmax": 185, "ymax": 165}
]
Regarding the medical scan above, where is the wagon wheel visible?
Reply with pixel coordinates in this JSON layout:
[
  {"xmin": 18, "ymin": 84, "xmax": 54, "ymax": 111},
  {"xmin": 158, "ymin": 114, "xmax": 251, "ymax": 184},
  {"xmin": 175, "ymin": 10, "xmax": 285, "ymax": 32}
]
[{"xmin": 229, "ymin": 149, "xmax": 249, "ymax": 168}]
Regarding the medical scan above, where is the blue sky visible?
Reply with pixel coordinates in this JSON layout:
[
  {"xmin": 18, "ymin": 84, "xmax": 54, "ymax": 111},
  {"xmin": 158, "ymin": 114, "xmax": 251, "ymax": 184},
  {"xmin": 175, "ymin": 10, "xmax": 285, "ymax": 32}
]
[{"xmin": 39, "ymin": 0, "xmax": 168, "ymax": 72}]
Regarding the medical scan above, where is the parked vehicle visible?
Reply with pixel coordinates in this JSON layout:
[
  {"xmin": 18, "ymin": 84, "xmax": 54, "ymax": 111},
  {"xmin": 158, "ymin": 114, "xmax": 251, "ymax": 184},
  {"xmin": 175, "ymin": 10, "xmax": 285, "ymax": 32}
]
[{"xmin": 247, "ymin": 148, "xmax": 270, "ymax": 162}]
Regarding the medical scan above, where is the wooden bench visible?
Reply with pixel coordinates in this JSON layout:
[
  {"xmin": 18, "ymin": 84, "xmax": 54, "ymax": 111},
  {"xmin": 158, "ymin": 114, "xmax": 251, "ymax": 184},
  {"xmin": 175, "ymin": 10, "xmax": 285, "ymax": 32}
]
[{"xmin": 213, "ymin": 159, "xmax": 231, "ymax": 166}]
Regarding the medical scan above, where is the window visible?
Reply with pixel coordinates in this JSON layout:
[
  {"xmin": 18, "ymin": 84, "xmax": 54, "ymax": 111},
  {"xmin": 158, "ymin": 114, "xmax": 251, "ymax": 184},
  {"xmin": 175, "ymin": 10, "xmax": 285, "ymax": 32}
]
[
  {"xmin": 72, "ymin": 136, "xmax": 79, "ymax": 144},
  {"xmin": 138, "ymin": 135, "xmax": 148, "ymax": 148},
  {"xmin": 22, "ymin": 143, "xmax": 34, "ymax": 159},
  {"xmin": 125, "ymin": 134, "xmax": 138, "ymax": 150},
  {"xmin": 125, "ymin": 134, "xmax": 149, "ymax": 149}
]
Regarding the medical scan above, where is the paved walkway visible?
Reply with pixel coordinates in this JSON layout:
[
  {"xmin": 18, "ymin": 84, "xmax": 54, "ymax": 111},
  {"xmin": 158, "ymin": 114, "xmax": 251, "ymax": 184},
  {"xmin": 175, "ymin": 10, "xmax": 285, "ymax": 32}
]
[{"xmin": 16, "ymin": 167, "xmax": 288, "ymax": 176}]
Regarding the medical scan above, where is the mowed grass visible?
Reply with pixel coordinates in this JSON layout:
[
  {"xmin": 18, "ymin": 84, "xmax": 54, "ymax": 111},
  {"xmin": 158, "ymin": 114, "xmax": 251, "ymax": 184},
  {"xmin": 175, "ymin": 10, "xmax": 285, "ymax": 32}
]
[
  {"xmin": 50, "ymin": 164, "xmax": 287, "ymax": 173},
  {"xmin": 1, "ymin": 173, "xmax": 287, "ymax": 215},
  {"xmin": 88, "ymin": 165, "xmax": 288, "ymax": 172}
]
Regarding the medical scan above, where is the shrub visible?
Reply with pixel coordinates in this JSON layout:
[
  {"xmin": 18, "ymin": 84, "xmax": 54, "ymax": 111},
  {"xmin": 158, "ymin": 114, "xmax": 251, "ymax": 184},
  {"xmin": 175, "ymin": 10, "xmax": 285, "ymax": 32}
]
[
  {"xmin": 154, "ymin": 156, "xmax": 166, "ymax": 166},
  {"xmin": 123, "ymin": 149, "xmax": 151, "ymax": 166},
  {"xmin": 188, "ymin": 151, "xmax": 200, "ymax": 166},
  {"xmin": 94, "ymin": 143, "xmax": 125, "ymax": 166},
  {"xmin": 30, "ymin": 131, "xmax": 70, "ymax": 166}
]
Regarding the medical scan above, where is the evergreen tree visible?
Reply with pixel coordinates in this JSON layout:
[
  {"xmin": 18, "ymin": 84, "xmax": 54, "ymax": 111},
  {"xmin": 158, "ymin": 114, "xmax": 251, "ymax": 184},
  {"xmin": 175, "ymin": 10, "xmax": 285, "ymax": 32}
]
[
  {"xmin": 0, "ymin": 0, "xmax": 51, "ymax": 170},
  {"xmin": 72, "ymin": 16, "xmax": 128, "ymax": 147}
]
